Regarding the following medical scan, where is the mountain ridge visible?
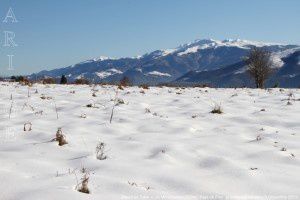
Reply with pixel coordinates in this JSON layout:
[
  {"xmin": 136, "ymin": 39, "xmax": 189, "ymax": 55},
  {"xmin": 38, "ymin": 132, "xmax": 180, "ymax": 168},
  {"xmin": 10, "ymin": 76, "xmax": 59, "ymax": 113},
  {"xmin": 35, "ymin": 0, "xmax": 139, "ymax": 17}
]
[{"xmin": 30, "ymin": 39, "xmax": 300, "ymax": 87}]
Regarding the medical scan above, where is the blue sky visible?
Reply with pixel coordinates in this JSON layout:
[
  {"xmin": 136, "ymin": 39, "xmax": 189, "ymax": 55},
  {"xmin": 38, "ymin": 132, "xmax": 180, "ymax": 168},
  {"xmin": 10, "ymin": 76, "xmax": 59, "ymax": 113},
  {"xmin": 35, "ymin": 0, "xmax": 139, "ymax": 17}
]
[{"xmin": 0, "ymin": 0, "xmax": 299, "ymax": 75}]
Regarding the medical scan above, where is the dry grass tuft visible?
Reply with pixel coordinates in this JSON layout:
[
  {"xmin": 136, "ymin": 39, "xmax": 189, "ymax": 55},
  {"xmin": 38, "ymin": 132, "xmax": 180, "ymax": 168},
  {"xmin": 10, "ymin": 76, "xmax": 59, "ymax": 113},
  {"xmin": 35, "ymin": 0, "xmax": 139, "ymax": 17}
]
[
  {"xmin": 211, "ymin": 104, "xmax": 223, "ymax": 114},
  {"xmin": 78, "ymin": 173, "xmax": 90, "ymax": 194},
  {"xmin": 139, "ymin": 84, "xmax": 149, "ymax": 90},
  {"xmin": 96, "ymin": 141, "xmax": 107, "ymax": 160},
  {"xmin": 55, "ymin": 128, "xmax": 68, "ymax": 146},
  {"xmin": 23, "ymin": 122, "xmax": 32, "ymax": 131}
]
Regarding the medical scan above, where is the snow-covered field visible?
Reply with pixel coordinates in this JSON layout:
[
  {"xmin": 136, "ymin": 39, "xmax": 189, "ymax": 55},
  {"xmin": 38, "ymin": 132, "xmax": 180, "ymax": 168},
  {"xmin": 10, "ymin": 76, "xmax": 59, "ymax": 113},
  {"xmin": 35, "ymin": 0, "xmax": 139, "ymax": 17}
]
[{"xmin": 0, "ymin": 82, "xmax": 299, "ymax": 200}]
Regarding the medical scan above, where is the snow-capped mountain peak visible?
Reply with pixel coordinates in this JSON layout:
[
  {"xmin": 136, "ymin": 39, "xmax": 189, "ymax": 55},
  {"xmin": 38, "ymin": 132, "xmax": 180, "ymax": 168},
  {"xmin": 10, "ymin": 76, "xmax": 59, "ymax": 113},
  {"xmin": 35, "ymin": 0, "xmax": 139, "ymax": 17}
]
[{"xmin": 176, "ymin": 38, "xmax": 285, "ymax": 56}]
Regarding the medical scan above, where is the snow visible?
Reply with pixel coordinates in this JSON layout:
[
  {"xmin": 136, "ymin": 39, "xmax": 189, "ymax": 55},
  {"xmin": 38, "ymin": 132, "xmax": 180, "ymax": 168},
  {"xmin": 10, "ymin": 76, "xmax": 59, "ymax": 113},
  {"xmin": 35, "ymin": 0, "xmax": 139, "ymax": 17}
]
[
  {"xmin": 274, "ymin": 47, "xmax": 300, "ymax": 59},
  {"xmin": 271, "ymin": 47, "xmax": 300, "ymax": 68},
  {"xmin": 0, "ymin": 83, "xmax": 300, "ymax": 200},
  {"xmin": 92, "ymin": 56, "xmax": 116, "ymax": 62},
  {"xmin": 142, "ymin": 49, "xmax": 177, "ymax": 60},
  {"xmin": 95, "ymin": 69, "xmax": 123, "ymax": 79},
  {"xmin": 221, "ymin": 39, "xmax": 281, "ymax": 48},
  {"xmin": 161, "ymin": 49, "xmax": 177, "ymax": 56},
  {"xmin": 271, "ymin": 55, "xmax": 285, "ymax": 68},
  {"xmin": 146, "ymin": 71, "xmax": 171, "ymax": 77},
  {"xmin": 234, "ymin": 66, "xmax": 247, "ymax": 74},
  {"xmin": 284, "ymin": 74, "xmax": 297, "ymax": 78},
  {"xmin": 178, "ymin": 39, "xmax": 285, "ymax": 56},
  {"xmin": 75, "ymin": 73, "xmax": 86, "ymax": 79},
  {"xmin": 178, "ymin": 46, "xmax": 200, "ymax": 56},
  {"xmin": 143, "ymin": 38, "xmax": 285, "ymax": 58},
  {"xmin": 136, "ymin": 68, "xmax": 143, "ymax": 72},
  {"xmin": 71, "ymin": 56, "xmax": 115, "ymax": 68},
  {"xmin": 97, "ymin": 56, "xmax": 112, "ymax": 61},
  {"xmin": 95, "ymin": 71, "xmax": 112, "ymax": 79}
]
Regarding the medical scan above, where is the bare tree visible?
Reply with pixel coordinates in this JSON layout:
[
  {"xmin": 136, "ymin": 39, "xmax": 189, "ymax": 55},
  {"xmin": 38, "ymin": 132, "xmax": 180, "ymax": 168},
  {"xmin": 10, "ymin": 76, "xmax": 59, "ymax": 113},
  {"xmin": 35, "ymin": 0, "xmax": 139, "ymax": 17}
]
[{"xmin": 245, "ymin": 47, "xmax": 273, "ymax": 88}]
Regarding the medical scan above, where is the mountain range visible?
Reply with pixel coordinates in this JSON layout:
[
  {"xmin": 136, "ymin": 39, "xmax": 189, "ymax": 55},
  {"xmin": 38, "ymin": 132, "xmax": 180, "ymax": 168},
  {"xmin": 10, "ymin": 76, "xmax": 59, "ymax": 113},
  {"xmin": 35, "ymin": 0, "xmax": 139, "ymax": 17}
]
[{"xmin": 30, "ymin": 39, "xmax": 300, "ymax": 87}]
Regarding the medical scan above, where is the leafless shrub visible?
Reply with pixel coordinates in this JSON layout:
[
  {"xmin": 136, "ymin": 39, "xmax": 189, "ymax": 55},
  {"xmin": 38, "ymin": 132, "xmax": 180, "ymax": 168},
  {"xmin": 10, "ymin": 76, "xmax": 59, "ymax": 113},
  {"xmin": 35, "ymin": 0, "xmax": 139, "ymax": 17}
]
[
  {"xmin": 35, "ymin": 110, "xmax": 43, "ymax": 115},
  {"xmin": 80, "ymin": 114, "xmax": 87, "ymax": 118},
  {"xmin": 24, "ymin": 122, "xmax": 32, "ymax": 131},
  {"xmin": 245, "ymin": 47, "xmax": 273, "ymax": 88},
  {"xmin": 139, "ymin": 84, "xmax": 149, "ymax": 90},
  {"xmin": 75, "ymin": 78, "xmax": 89, "ymax": 85},
  {"xmin": 116, "ymin": 98, "xmax": 124, "ymax": 105},
  {"xmin": 280, "ymin": 147, "xmax": 287, "ymax": 152},
  {"xmin": 286, "ymin": 92, "xmax": 296, "ymax": 104},
  {"xmin": 291, "ymin": 153, "xmax": 295, "ymax": 157},
  {"xmin": 96, "ymin": 141, "xmax": 107, "ymax": 160},
  {"xmin": 85, "ymin": 100, "xmax": 100, "ymax": 108},
  {"xmin": 86, "ymin": 104, "xmax": 93, "ymax": 108},
  {"xmin": 119, "ymin": 76, "xmax": 130, "ymax": 87},
  {"xmin": 256, "ymin": 135, "xmax": 262, "ymax": 141},
  {"xmin": 145, "ymin": 108, "xmax": 151, "ymax": 113},
  {"xmin": 22, "ymin": 102, "xmax": 35, "ymax": 111},
  {"xmin": 288, "ymin": 92, "xmax": 294, "ymax": 99},
  {"xmin": 55, "ymin": 128, "xmax": 68, "ymax": 146},
  {"xmin": 128, "ymin": 181, "xmax": 138, "ymax": 187},
  {"xmin": 118, "ymin": 85, "xmax": 124, "ymax": 90},
  {"xmin": 211, "ymin": 104, "xmax": 223, "ymax": 114},
  {"xmin": 40, "ymin": 94, "xmax": 52, "ymax": 100},
  {"xmin": 42, "ymin": 78, "xmax": 56, "ymax": 84},
  {"xmin": 77, "ymin": 173, "xmax": 90, "ymax": 194},
  {"xmin": 128, "ymin": 181, "xmax": 151, "ymax": 191},
  {"xmin": 80, "ymin": 166, "xmax": 88, "ymax": 174}
]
